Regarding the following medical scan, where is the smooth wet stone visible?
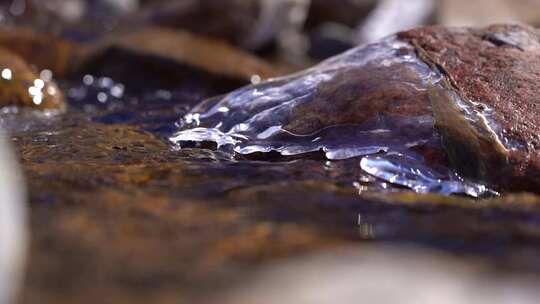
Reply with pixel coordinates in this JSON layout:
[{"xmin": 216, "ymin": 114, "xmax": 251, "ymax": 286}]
[
  {"xmin": 0, "ymin": 47, "xmax": 65, "ymax": 110},
  {"xmin": 398, "ymin": 24, "xmax": 540, "ymax": 192}
]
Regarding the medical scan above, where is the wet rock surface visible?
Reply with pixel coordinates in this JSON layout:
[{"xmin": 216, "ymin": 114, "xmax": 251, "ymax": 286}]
[
  {"xmin": 2, "ymin": 22, "xmax": 540, "ymax": 304},
  {"xmin": 170, "ymin": 37, "xmax": 442, "ymax": 156},
  {"xmin": 174, "ymin": 23, "xmax": 540, "ymax": 195},
  {"xmin": 170, "ymin": 35, "xmax": 493, "ymax": 196},
  {"xmin": 15, "ymin": 119, "xmax": 540, "ymax": 303},
  {"xmin": 399, "ymin": 24, "xmax": 540, "ymax": 192}
]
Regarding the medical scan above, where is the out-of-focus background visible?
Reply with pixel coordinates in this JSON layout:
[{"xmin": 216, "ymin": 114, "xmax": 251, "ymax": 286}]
[
  {"xmin": 2, "ymin": 1, "xmax": 540, "ymax": 304},
  {"xmin": 1, "ymin": 0, "xmax": 540, "ymax": 66}
]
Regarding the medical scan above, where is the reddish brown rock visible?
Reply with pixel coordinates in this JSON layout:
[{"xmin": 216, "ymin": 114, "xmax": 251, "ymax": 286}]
[
  {"xmin": 399, "ymin": 24, "xmax": 540, "ymax": 192},
  {"xmin": 284, "ymin": 53, "xmax": 434, "ymax": 135}
]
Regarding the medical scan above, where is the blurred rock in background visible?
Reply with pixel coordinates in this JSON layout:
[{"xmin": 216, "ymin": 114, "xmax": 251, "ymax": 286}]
[
  {"xmin": 0, "ymin": 133, "xmax": 27, "ymax": 304},
  {"xmin": 136, "ymin": 0, "xmax": 258, "ymax": 46},
  {"xmin": 356, "ymin": 0, "xmax": 435, "ymax": 43},
  {"xmin": 214, "ymin": 246, "xmax": 540, "ymax": 304},
  {"xmin": 306, "ymin": 0, "xmax": 436, "ymax": 60},
  {"xmin": 438, "ymin": 0, "xmax": 540, "ymax": 27},
  {"xmin": 0, "ymin": 0, "xmax": 139, "ymax": 39}
]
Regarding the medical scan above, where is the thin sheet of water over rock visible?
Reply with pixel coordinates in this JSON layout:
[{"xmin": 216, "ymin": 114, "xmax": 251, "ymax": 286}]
[
  {"xmin": 171, "ymin": 37, "xmax": 442, "ymax": 159},
  {"xmin": 170, "ymin": 36, "xmax": 494, "ymax": 197},
  {"xmin": 360, "ymin": 153, "xmax": 495, "ymax": 197}
]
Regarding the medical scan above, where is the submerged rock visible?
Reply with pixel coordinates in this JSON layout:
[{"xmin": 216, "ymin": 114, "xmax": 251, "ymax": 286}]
[
  {"xmin": 171, "ymin": 37, "xmax": 442, "ymax": 158},
  {"xmin": 0, "ymin": 47, "xmax": 65, "ymax": 110}
]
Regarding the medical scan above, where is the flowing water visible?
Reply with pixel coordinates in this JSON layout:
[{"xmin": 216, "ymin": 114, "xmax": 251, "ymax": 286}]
[{"xmin": 169, "ymin": 37, "xmax": 495, "ymax": 197}]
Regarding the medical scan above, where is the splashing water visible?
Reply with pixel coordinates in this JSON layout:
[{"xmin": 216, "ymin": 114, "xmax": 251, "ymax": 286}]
[{"xmin": 360, "ymin": 154, "xmax": 496, "ymax": 197}]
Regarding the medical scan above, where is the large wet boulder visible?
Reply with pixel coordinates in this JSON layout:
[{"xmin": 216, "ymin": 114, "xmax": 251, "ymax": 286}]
[
  {"xmin": 399, "ymin": 24, "xmax": 540, "ymax": 192},
  {"xmin": 173, "ymin": 23, "xmax": 540, "ymax": 194}
]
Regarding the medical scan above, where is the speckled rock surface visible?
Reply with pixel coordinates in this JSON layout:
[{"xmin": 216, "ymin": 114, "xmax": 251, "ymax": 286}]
[{"xmin": 399, "ymin": 24, "xmax": 540, "ymax": 192}]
